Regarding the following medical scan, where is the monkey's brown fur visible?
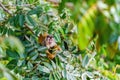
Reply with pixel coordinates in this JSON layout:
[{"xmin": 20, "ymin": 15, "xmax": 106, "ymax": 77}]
[{"xmin": 38, "ymin": 33, "xmax": 61, "ymax": 59}]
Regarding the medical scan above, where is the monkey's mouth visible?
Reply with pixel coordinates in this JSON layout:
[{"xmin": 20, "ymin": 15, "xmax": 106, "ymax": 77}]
[
  {"xmin": 49, "ymin": 42, "xmax": 52, "ymax": 44},
  {"xmin": 48, "ymin": 39, "xmax": 52, "ymax": 44}
]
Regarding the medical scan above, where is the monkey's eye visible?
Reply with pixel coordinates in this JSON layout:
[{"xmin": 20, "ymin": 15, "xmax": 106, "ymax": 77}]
[
  {"xmin": 47, "ymin": 35, "xmax": 53, "ymax": 39},
  {"xmin": 46, "ymin": 35, "xmax": 49, "ymax": 38}
]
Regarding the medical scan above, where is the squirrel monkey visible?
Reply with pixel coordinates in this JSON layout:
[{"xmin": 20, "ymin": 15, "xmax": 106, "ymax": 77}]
[{"xmin": 38, "ymin": 33, "xmax": 62, "ymax": 59}]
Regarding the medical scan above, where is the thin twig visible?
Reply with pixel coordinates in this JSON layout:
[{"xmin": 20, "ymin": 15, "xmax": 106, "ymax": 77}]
[
  {"xmin": 4, "ymin": 4, "xmax": 32, "ymax": 7},
  {"xmin": 24, "ymin": 23, "xmax": 34, "ymax": 34},
  {"xmin": 0, "ymin": 1, "xmax": 12, "ymax": 15}
]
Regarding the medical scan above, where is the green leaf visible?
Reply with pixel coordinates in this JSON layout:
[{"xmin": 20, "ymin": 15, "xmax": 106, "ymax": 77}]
[
  {"xmin": 14, "ymin": 14, "xmax": 19, "ymax": 27},
  {"xmin": 49, "ymin": 74, "xmax": 54, "ymax": 80},
  {"xmin": 0, "ymin": 63, "xmax": 18, "ymax": 80},
  {"xmin": 77, "ymin": 5, "xmax": 97, "ymax": 49},
  {"xmin": 27, "ymin": 61, "xmax": 33, "ymax": 69},
  {"xmin": 26, "ymin": 46, "xmax": 35, "ymax": 53},
  {"xmin": 0, "ymin": 71, "xmax": 4, "ymax": 78},
  {"xmin": 61, "ymin": 13, "xmax": 66, "ymax": 19},
  {"xmin": 37, "ymin": 65, "xmax": 50, "ymax": 73},
  {"xmin": 38, "ymin": 46, "xmax": 47, "ymax": 52},
  {"xmin": 6, "ymin": 59, "xmax": 18, "ymax": 70},
  {"xmin": 82, "ymin": 55, "xmax": 89, "ymax": 68},
  {"xmin": 9, "ymin": 16, "xmax": 15, "ymax": 26},
  {"xmin": 6, "ymin": 49, "xmax": 20, "ymax": 59},
  {"xmin": 109, "ymin": 34, "xmax": 118, "ymax": 44},
  {"xmin": 19, "ymin": 14, "xmax": 25, "ymax": 27},
  {"xmin": 27, "ymin": 6, "xmax": 43, "ymax": 16},
  {"xmin": 43, "ymin": 62, "xmax": 53, "ymax": 71},
  {"xmin": 32, "ymin": 76, "xmax": 39, "ymax": 80},
  {"xmin": 51, "ymin": 61, "xmax": 56, "ymax": 69},
  {"xmin": 0, "ymin": 47, "xmax": 6, "ymax": 57},
  {"xmin": 30, "ymin": 51, "xmax": 38, "ymax": 60},
  {"xmin": 28, "ymin": 0, "xmax": 34, "ymax": 4},
  {"xmin": 62, "ymin": 69, "xmax": 67, "ymax": 79},
  {"xmin": 4, "ymin": 36, "xmax": 24, "ymax": 54},
  {"xmin": 26, "ymin": 15, "xmax": 36, "ymax": 27},
  {"xmin": 54, "ymin": 32, "xmax": 61, "ymax": 43},
  {"xmin": 54, "ymin": 72, "xmax": 60, "ymax": 80},
  {"xmin": 53, "ymin": 72, "xmax": 58, "ymax": 80}
]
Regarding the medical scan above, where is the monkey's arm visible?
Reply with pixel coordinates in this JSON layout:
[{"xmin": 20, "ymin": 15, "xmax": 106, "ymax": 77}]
[{"xmin": 46, "ymin": 50, "xmax": 56, "ymax": 59}]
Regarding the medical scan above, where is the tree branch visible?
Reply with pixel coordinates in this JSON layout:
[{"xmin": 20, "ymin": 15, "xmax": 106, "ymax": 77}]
[
  {"xmin": 24, "ymin": 23, "xmax": 34, "ymax": 34},
  {"xmin": 0, "ymin": 1, "xmax": 12, "ymax": 15},
  {"xmin": 0, "ymin": 2, "xmax": 35, "ymax": 35}
]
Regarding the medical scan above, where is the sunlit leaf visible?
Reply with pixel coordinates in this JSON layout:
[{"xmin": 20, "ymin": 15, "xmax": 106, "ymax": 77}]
[
  {"xmin": 82, "ymin": 55, "xmax": 89, "ymax": 68},
  {"xmin": 37, "ymin": 65, "xmax": 50, "ymax": 73},
  {"xmin": 26, "ymin": 15, "xmax": 36, "ymax": 27}
]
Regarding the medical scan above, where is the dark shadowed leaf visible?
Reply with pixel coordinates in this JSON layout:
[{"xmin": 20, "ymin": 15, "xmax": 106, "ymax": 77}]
[
  {"xmin": 6, "ymin": 59, "xmax": 18, "ymax": 70},
  {"xmin": 6, "ymin": 49, "xmax": 20, "ymax": 59},
  {"xmin": 27, "ymin": 6, "xmax": 43, "ymax": 16},
  {"xmin": 19, "ymin": 14, "xmax": 25, "ymax": 27}
]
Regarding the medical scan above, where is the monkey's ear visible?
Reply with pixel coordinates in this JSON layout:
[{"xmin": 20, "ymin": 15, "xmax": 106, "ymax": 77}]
[
  {"xmin": 38, "ymin": 32, "xmax": 48, "ymax": 44},
  {"xmin": 38, "ymin": 34, "xmax": 43, "ymax": 44},
  {"xmin": 42, "ymin": 32, "xmax": 48, "ymax": 37}
]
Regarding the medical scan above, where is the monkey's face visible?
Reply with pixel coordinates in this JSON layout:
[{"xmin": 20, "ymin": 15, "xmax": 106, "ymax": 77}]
[{"xmin": 45, "ymin": 35, "xmax": 57, "ymax": 49}]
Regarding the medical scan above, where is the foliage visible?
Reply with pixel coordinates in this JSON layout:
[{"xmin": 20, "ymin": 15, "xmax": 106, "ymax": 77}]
[
  {"xmin": 0, "ymin": 63, "xmax": 18, "ymax": 80},
  {"xmin": 0, "ymin": 0, "xmax": 120, "ymax": 80},
  {"xmin": 58, "ymin": 0, "xmax": 120, "ymax": 78}
]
